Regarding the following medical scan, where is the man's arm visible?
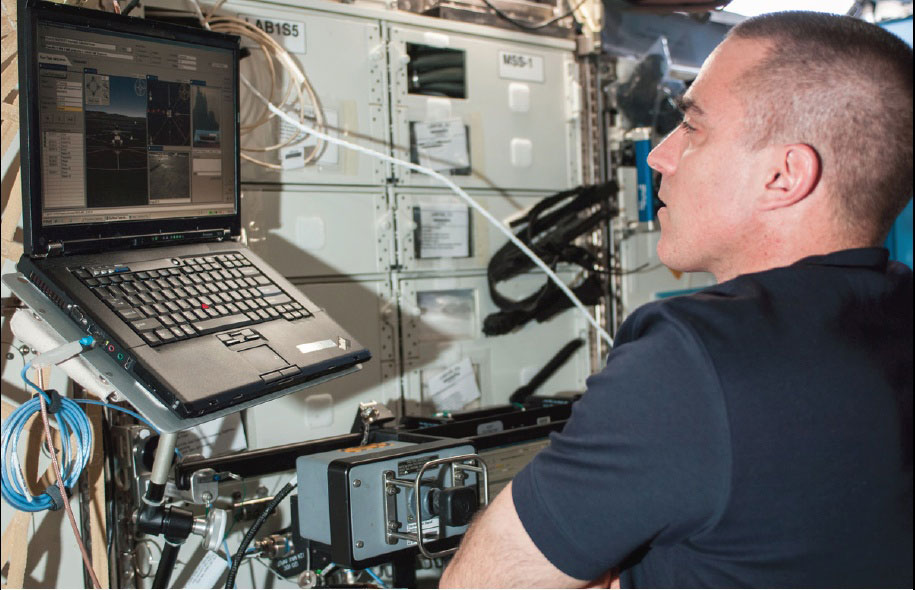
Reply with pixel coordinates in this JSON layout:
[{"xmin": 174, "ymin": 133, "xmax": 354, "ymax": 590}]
[{"xmin": 439, "ymin": 482, "xmax": 591, "ymax": 588}]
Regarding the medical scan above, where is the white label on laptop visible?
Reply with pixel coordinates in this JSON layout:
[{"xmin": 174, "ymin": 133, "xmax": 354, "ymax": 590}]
[
  {"xmin": 498, "ymin": 50, "xmax": 545, "ymax": 83},
  {"xmin": 417, "ymin": 203, "xmax": 470, "ymax": 259},
  {"xmin": 185, "ymin": 549, "xmax": 226, "ymax": 589},
  {"xmin": 239, "ymin": 15, "xmax": 306, "ymax": 54},
  {"xmin": 297, "ymin": 339, "xmax": 338, "ymax": 355},
  {"xmin": 414, "ymin": 118, "xmax": 468, "ymax": 172},
  {"xmin": 175, "ymin": 413, "xmax": 247, "ymax": 457},
  {"xmin": 427, "ymin": 358, "xmax": 481, "ymax": 411}
]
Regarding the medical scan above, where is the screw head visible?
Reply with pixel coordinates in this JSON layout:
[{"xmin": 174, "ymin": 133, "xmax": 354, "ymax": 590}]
[
  {"xmin": 355, "ymin": 540, "xmax": 364, "ymax": 548},
  {"xmin": 386, "ymin": 484, "xmax": 397, "ymax": 496},
  {"xmin": 353, "ymin": 479, "xmax": 361, "ymax": 488}
]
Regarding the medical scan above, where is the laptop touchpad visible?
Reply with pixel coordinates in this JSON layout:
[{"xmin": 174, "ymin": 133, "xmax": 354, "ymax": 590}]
[{"xmin": 238, "ymin": 345, "xmax": 289, "ymax": 374}]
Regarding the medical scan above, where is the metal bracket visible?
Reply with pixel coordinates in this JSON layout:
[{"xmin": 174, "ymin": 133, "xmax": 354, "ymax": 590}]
[{"xmin": 381, "ymin": 453, "xmax": 488, "ymax": 559}]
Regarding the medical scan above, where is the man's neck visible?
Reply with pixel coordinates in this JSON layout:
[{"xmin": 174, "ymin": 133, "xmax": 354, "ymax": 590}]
[{"xmin": 712, "ymin": 235, "xmax": 878, "ymax": 283}]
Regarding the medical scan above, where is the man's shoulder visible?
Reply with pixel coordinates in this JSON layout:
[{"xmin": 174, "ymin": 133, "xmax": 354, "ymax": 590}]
[{"xmin": 615, "ymin": 282, "xmax": 754, "ymax": 348}]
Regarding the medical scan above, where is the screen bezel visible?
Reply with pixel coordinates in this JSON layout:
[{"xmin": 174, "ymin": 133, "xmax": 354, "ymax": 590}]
[{"xmin": 19, "ymin": 0, "xmax": 242, "ymax": 256}]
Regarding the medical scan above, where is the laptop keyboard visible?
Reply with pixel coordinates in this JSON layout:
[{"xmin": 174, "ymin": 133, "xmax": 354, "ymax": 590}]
[{"xmin": 70, "ymin": 253, "xmax": 309, "ymax": 346}]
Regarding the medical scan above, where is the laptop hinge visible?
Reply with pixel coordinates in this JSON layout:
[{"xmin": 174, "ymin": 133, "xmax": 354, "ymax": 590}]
[{"xmin": 47, "ymin": 242, "xmax": 65, "ymax": 257}]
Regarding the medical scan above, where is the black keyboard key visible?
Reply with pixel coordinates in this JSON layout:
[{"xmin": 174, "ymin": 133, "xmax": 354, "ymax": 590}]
[
  {"xmin": 215, "ymin": 305, "xmax": 229, "ymax": 316},
  {"xmin": 141, "ymin": 305, "xmax": 157, "ymax": 317},
  {"xmin": 192, "ymin": 313, "xmax": 254, "ymax": 334},
  {"xmin": 264, "ymin": 294, "xmax": 291, "ymax": 306},
  {"xmin": 131, "ymin": 318, "xmax": 163, "ymax": 332},
  {"xmin": 73, "ymin": 269, "xmax": 91, "ymax": 279},
  {"xmin": 153, "ymin": 303, "xmax": 169, "ymax": 315},
  {"xmin": 160, "ymin": 315, "xmax": 175, "ymax": 327},
  {"xmin": 266, "ymin": 307, "xmax": 280, "ymax": 318},
  {"xmin": 170, "ymin": 327, "xmax": 185, "ymax": 339},
  {"xmin": 118, "ymin": 308, "xmax": 144, "ymax": 321},
  {"xmin": 106, "ymin": 298, "xmax": 131, "ymax": 310},
  {"xmin": 155, "ymin": 328, "xmax": 175, "ymax": 342},
  {"xmin": 85, "ymin": 278, "xmax": 100, "ymax": 287},
  {"xmin": 240, "ymin": 266, "xmax": 259, "ymax": 276},
  {"xmin": 142, "ymin": 331, "xmax": 161, "ymax": 345},
  {"xmin": 257, "ymin": 285, "xmax": 281, "ymax": 297},
  {"xmin": 245, "ymin": 311, "xmax": 260, "ymax": 321},
  {"xmin": 179, "ymin": 324, "xmax": 196, "ymax": 337}
]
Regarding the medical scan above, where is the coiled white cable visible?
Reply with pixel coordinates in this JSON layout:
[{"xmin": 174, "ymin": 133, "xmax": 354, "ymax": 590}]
[{"xmin": 187, "ymin": 0, "xmax": 327, "ymax": 169}]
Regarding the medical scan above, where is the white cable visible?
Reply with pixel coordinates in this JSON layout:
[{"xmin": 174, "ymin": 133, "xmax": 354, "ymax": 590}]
[{"xmin": 241, "ymin": 76, "xmax": 613, "ymax": 346}]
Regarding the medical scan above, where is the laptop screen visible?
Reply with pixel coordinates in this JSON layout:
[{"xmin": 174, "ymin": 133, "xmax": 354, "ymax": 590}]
[{"xmin": 33, "ymin": 20, "xmax": 237, "ymax": 228}]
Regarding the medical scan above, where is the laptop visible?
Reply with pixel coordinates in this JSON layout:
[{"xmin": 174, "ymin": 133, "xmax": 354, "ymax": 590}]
[{"xmin": 14, "ymin": 0, "xmax": 371, "ymax": 431}]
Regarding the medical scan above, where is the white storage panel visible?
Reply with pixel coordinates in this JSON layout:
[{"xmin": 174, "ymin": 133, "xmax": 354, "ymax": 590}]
[
  {"xmin": 241, "ymin": 185, "xmax": 393, "ymax": 279},
  {"xmin": 399, "ymin": 272, "xmax": 591, "ymax": 414},
  {"xmin": 388, "ymin": 23, "xmax": 581, "ymax": 191},
  {"xmin": 226, "ymin": 0, "xmax": 389, "ymax": 185},
  {"xmin": 394, "ymin": 189, "xmax": 550, "ymax": 273}
]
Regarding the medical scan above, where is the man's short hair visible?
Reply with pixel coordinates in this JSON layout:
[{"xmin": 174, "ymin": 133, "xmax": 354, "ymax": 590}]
[{"xmin": 728, "ymin": 12, "xmax": 913, "ymax": 241}]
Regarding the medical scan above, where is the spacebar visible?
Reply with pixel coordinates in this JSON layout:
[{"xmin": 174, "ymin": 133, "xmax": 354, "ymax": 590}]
[{"xmin": 192, "ymin": 314, "xmax": 255, "ymax": 334}]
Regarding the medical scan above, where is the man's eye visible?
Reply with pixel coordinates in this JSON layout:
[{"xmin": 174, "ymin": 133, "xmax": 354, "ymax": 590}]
[{"xmin": 680, "ymin": 120, "xmax": 696, "ymax": 134}]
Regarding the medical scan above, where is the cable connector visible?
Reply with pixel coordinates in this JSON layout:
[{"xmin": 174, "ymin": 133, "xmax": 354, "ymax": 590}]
[
  {"xmin": 44, "ymin": 483, "xmax": 67, "ymax": 511},
  {"xmin": 42, "ymin": 388, "xmax": 63, "ymax": 414}
]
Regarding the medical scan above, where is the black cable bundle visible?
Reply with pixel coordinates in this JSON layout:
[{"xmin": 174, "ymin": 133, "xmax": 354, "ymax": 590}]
[
  {"xmin": 483, "ymin": 181, "xmax": 618, "ymax": 336},
  {"xmin": 225, "ymin": 481, "xmax": 297, "ymax": 589}
]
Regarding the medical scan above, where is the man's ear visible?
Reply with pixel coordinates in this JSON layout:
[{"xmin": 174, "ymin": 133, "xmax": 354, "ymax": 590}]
[{"xmin": 760, "ymin": 143, "xmax": 821, "ymax": 211}]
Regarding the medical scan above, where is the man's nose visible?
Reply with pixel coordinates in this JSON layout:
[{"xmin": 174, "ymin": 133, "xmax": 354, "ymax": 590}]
[{"xmin": 646, "ymin": 130, "xmax": 680, "ymax": 176}]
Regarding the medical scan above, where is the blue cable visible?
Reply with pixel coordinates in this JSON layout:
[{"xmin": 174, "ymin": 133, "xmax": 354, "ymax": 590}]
[
  {"xmin": 364, "ymin": 568, "xmax": 388, "ymax": 588},
  {"xmin": 1, "ymin": 365, "xmax": 92, "ymax": 512},
  {"xmin": 223, "ymin": 538, "xmax": 233, "ymax": 571},
  {"xmin": 3, "ymin": 352, "xmax": 180, "ymax": 512},
  {"xmin": 69, "ymin": 399, "xmax": 182, "ymax": 458}
]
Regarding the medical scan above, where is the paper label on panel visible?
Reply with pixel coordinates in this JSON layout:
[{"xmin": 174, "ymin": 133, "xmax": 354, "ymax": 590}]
[
  {"xmin": 404, "ymin": 517, "xmax": 441, "ymax": 545},
  {"xmin": 413, "ymin": 118, "xmax": 469, "ymax": 172},
  {"xmin": 279, "ymin": 108, "xmax": 339, "ymax": 167},
  {"xmin": 239, "ymin": 15, "xmax": 306, "ymax": 54},
  {"xmin": 417, "ymin": 203, "xmax": 470, "ymax": 259},
  {"xmin": 428, "ymin": 358, "xmax": 481, "ymax": 411},
  {"xmin": 175, "ymin": 413, "xmax": 247, "ymax": 457},
  {"xmin": 498, "ymin": 50, "xmax": 545, "ymax": 83}
]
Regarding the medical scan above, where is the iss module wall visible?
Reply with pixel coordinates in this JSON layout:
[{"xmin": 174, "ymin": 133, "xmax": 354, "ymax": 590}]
[{"xmin": 0, "ymin": 0, "xmax": 729, "ymax": 586}]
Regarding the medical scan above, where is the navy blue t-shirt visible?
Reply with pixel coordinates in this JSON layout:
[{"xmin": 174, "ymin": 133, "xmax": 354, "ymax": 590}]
[{"xmin": 512, "ymin": 248, "xmax": 913, "ymax": 588}]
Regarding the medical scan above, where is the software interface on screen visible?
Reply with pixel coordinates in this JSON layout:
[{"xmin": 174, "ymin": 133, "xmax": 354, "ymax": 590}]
[{"xmin": 35, "ymin": 23, "xmax": 237, "ymax": 226}]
